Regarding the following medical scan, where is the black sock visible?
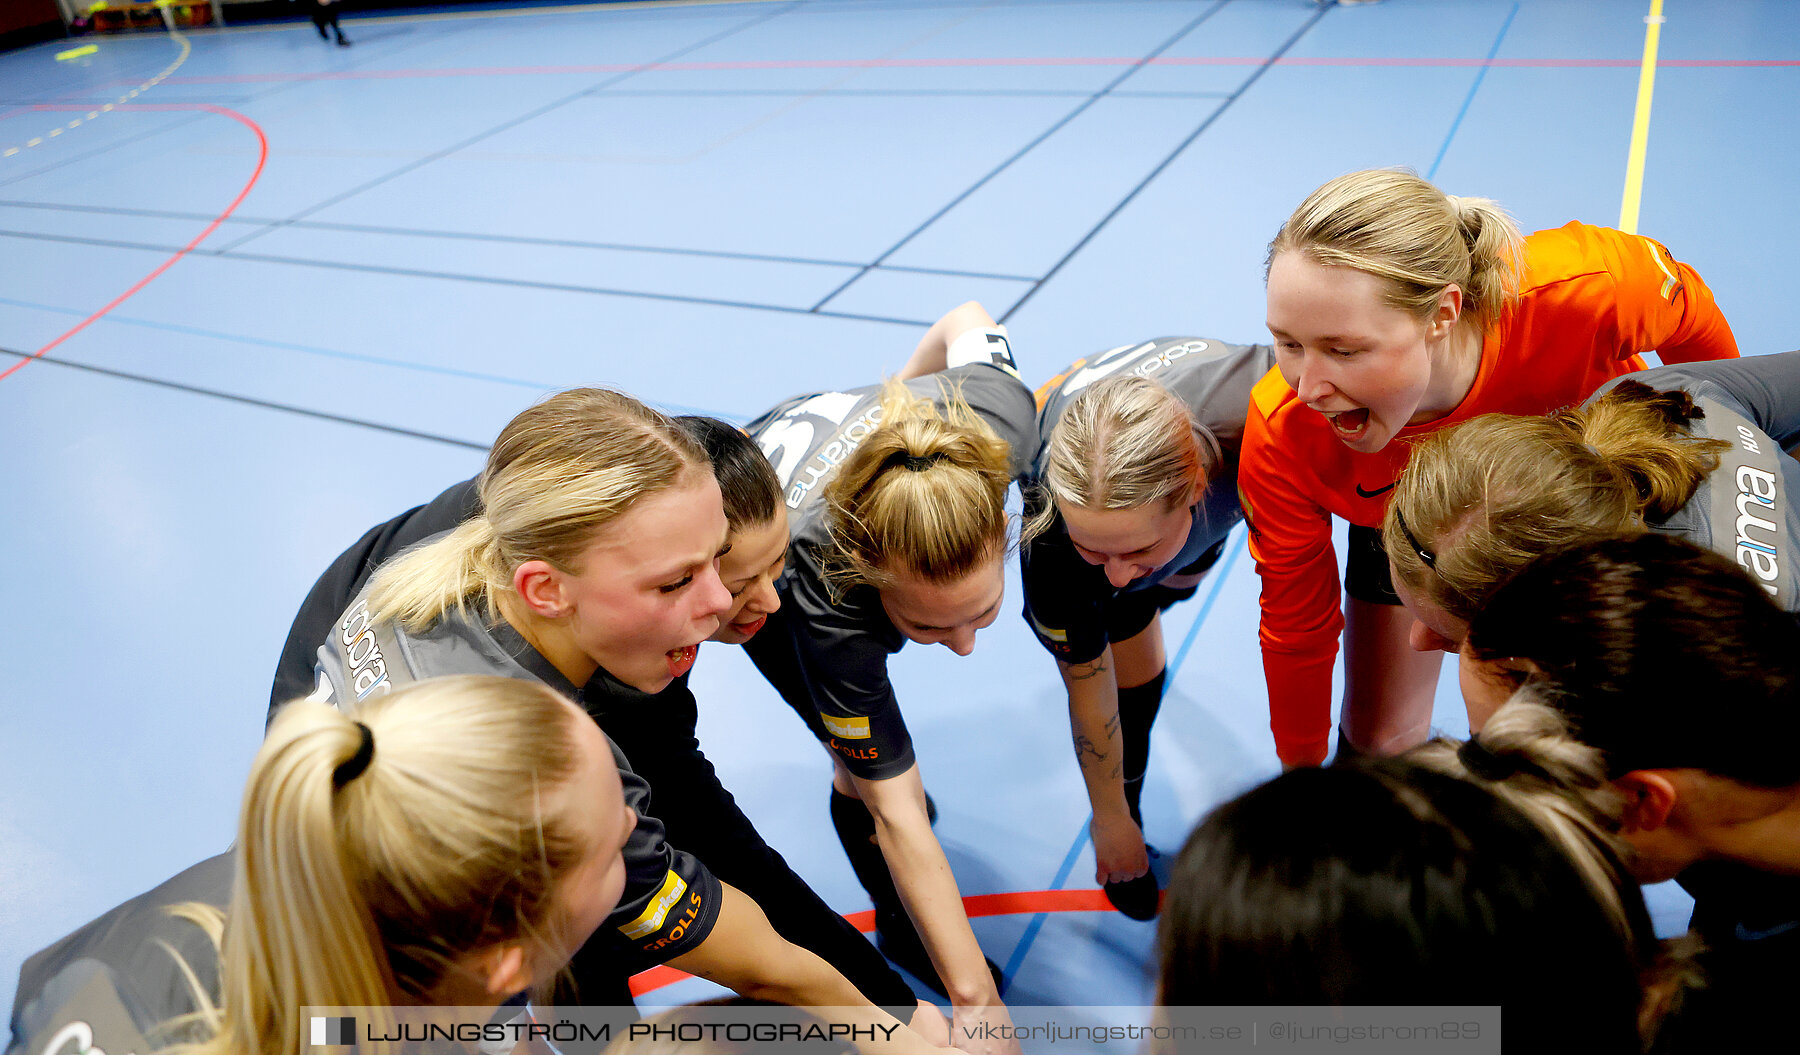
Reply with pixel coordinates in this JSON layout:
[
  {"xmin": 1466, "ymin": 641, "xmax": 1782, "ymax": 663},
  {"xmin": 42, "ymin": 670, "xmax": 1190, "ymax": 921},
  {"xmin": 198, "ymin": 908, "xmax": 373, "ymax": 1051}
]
[
  {"xmin": 829, "ymin": 788, "xmax": 904, "ymax": 921},
  {"xmin": 1118, "ymin": 669, "xmax": 1166, "ymax": 829}
]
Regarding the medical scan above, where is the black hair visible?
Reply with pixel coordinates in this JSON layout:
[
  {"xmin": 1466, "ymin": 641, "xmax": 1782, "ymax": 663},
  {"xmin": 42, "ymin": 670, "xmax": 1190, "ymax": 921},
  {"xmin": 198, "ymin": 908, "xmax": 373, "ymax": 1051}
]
[
  {"xmin": 1466, "ymin": 533, "xmax": 1800, "ymax": 786},
  {"xmin": 1157, "ymin": 760, "xmax": 1646, "ymax": 1053},
  {"xmin": 676, "ymin": 416, "xmax": 781, "ymax": 530}
]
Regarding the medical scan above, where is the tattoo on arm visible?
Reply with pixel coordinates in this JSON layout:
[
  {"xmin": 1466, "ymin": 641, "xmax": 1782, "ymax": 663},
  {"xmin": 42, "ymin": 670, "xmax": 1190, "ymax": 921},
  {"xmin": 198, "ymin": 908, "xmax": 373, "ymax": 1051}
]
[
  {"xmin": 1103, "ymin": 713, "xmax": 1120, "ymax": 739},
  {"xmin": 1066, "ymin": 658, "xmax": 1109, "ymax": 682},
  {"xmin": 1073, "ymin": 734, "xmax": 1106, "ymax": 767}
]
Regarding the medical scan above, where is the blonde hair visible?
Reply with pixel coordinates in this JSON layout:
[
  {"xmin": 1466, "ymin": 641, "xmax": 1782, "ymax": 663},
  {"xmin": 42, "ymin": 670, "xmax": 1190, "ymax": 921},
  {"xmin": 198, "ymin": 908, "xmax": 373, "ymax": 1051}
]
[
  {"xmin": 176, "ymin": 677, "xmax": 593, "ymax": 1055},
  {"xmin": 822, "ymin": 379, "xmax": 1014, "ymax": 593},
  {"xmin": 1269, "ymin": 168, "xmax": 1524, "ymax": 335},
  {"xmin": 1410, "ymin": 693, "xmax": 1700, "ymax": 1042},
  {"xmin": 1025, "ymin": 374, "xmax": 1205, "ymax": 542},
  {"xmin": 368, "ymin": 389, "xmax": 708, "ymax": 631},
  {"xmin": 1384, "ymin": 381, "xmax": 1731, "ymax": 623},
  {"xmin": 1409, "ymin": 696, "xmax": 1631, "ymax": 929}
]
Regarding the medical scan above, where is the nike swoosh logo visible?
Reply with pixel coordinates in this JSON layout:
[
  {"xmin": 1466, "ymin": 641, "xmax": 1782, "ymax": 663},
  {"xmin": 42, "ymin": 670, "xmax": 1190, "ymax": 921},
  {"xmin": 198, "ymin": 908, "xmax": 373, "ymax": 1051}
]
[
  {"xmin": 1735, "ymin": 920, "xmax": 1800, "ymax": 943},
  {"xmin": 1355, "ymin": 482, "xmax": 1396, "ymax": 499}
]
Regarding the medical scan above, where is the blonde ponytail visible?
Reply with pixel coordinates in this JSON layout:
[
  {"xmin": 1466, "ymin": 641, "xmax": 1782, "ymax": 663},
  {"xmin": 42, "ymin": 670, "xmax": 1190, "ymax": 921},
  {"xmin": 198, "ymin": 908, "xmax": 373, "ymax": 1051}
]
[
  {"xmin": 1577, "ymin": 381, "xmax": 1729, "ymax": 520},
  {"xmin": 822, "ymin": 379, "xmax": 1013, "ymax": 593},
  {"xmin": 1025, "ymin": 374, "xmax": 1204, "ymax": 543},
  {"xmin": 1409, "ymin": 695, "xmax": 1633, "ymax": 938},
  {"xmin": 180, "ymin": 677, "xmax": 590, "ymax": 1055},
  {"xmin": 367, "ymin": 389, "xmax": 707, "ymax": 632},
  {"xmin": 1385, "ymin": 383, "xmax": 1729, "ymax": 622},
  {"xmin": 1269, "ymin": 169, "xmax": 1523, "ymax": 335}
]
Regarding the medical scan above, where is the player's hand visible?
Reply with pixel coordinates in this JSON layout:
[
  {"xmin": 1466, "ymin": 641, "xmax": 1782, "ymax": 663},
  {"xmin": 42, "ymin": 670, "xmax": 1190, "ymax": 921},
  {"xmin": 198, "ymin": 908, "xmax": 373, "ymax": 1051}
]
[{"xmin": 1091, "ymin": 810, "xmax": 1150, "ymax": 885}]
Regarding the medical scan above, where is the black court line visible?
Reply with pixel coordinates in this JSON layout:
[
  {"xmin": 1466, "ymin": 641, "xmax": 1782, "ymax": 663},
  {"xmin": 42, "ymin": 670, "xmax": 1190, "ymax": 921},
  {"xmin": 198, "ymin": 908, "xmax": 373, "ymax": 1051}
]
[
  {"xmin": 0, "ymin": 345, "xmax": 491, "ymax": 452},
  {"xmin": 999, "ymin": 2, "xmax": 1331, "ymax": 324},
  {"xmin": 597, "ymin": 87, "xmax": 1234, "ymax": 99},
  {"xmin": 807, "ymin": 0, "xmax": 1231, "ymax": 313},
  {"xmin": 1111, "ymin": 90, "xmax": 1236, "ymax": 100},
  {"xmin": 215, "ymin": 1, "xmax": 805, "ymax": 255},
  {"xmin": 0, "ymin": 199, "xmax": 1043, "ymax": 281},
  {"xmin": 0, "ymin": 226, "xmax": 932, "ymax": 327}
]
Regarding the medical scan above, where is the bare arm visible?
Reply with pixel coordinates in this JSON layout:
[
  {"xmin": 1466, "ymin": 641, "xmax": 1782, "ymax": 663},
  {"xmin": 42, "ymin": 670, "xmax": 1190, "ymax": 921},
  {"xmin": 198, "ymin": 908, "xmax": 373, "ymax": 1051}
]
[
  {"xmin": 897, "ymin": 302, "xmax": 998, "ymax": 380},
  {"xmin": 855, "ymin": 765, "xmax": 999, "ymax": 1008},
  {"xmin": 667, "ymin": 883, "xmax": 951, "ymax": 1055},
  {"xmin": 852, "ymin": 768, "xmax": 1022, "ymax": 1055},
  {"xmin": 1058, "ymin": 648, "xmax": 1149, "ymax": 884}
]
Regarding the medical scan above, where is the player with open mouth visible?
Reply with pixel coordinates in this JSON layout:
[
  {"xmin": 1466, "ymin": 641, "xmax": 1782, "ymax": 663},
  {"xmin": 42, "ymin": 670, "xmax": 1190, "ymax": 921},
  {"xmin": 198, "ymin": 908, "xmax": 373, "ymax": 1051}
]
[
  {"xmin": 1241, "ymin": 167, "xmax": 1739, "ymax": 770},
  {"xmin": 266, "ymin": 405, "xmax": 934, "ymax": 1033},
  {"xmin": 271, "ymin": 389, "xmax": 950, "ymax": 1042}
]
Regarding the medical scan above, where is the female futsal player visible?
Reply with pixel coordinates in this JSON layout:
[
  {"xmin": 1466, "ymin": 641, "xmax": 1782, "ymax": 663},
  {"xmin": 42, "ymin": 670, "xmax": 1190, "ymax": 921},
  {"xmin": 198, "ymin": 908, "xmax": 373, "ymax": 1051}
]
[
  {"xmin": 270, "ymin": 417, "xmax": 926, "ymax": 1026},
  {"xmin": 740, "ymin": 301, "xmax": 1034, "ymax": 1032},
  {"xmin": 1019, "ymin": 337, "xmax": 1274, "ymax": 918},
  {"xmin": 1455, "ymin": 534, "xmax": 1800, "ymax": 1051},
  {"xmin": 310, "ymin": 388, "xmax": 947, "ymax": 1040},
  {"xmin": 275, "ymin": 414, "xmax": 936, "ymax": 1022},
  {"xmin": 1244, "ymin": 168, "xmax": 1738, "ymax": 767},
  {"xmin": 1385, "ymin": 349, "xmax": 1800, "ymax": 650},
  {"xmin": 270, "ymin": 415, "xmax": 786, "ymax": 712},
  {"xmin": 9, "ymin": 676, "xmax": 634, "ymax": 1055}
]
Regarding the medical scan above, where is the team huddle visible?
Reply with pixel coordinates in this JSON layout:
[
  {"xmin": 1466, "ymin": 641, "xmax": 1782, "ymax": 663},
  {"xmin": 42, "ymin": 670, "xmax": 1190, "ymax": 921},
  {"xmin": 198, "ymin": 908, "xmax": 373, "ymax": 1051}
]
[{"xmin": 10, "ymin": 169, "xmax": 1796, "ymax": 1055}]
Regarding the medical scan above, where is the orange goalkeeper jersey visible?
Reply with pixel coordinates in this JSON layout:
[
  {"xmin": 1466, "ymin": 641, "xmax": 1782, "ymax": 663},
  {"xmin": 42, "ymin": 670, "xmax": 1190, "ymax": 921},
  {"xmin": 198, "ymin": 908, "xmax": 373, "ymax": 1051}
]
[{"xmin": 1240, "ymin": 221, "xmax": 1739, "ymax": 766}]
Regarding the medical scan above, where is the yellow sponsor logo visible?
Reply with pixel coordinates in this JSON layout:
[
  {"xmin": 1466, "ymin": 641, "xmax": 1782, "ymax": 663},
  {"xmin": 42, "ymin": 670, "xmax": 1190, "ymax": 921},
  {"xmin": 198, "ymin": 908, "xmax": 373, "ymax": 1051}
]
[
  {"xmin": 1027, "ymin": 612, "xmax": 1068, "ymax": 643},
  {"xmin": 619, "ymin": 869, "xmax": 687, "ymax": 940},
  {"xmin": 821, "ymin": 714, "xmax": 871, "ymax": 740}
]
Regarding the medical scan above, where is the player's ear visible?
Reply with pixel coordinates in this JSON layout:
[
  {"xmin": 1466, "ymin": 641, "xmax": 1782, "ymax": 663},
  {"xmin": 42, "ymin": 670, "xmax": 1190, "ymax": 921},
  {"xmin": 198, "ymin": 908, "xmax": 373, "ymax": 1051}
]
[
  {"xmin": 1428, "ymin": 284, "xmax": 1464, "ymax": 339},
  {"xmin": 514, "ymin": 561, "xmax": 570, "ymax": 619},
  {"xmin": 472, "ymin": 942, "xmax": 532, "ymax": 996},
  {"xmin": 1616, "ymin": 770, "xmax": 1679, "ymax": 832}
]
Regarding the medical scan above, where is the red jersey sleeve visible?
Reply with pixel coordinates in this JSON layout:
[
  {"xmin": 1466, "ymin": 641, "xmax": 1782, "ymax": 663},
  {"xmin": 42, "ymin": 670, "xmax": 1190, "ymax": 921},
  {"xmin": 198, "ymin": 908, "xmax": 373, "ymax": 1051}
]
[
  {"xmin": 1598, "ymin": 226, "xmax": 1739, "ymax": 364},
  {"xmin": 1241, "ymin": 371, "xmax": 1341, "ymax": 768}
]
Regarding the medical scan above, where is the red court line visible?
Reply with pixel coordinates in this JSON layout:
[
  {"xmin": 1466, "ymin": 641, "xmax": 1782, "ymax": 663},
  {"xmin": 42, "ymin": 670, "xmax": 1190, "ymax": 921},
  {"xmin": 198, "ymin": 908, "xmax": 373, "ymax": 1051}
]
[
  {"xmin": 627, "ymin": 889, "xmax": 1117, "ymax": 998},
  {"xmin": 140, "ymin": 54, "xmax": 1800, "ymax": 87},
  {"xmin": 0, "ymin": 103, "xmax": 267, "ymax": 384}
]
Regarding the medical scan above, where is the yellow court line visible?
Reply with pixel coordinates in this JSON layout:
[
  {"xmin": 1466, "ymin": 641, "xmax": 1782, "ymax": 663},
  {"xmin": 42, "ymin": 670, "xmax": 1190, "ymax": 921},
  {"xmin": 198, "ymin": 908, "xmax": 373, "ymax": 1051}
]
[
  {"xmin": 1618, "ymin": 0, "xmax": 1665, "ymax": 234},
  {"xmin": 3, "ymin": 29, "xmax": 191, "ymax": 159}
]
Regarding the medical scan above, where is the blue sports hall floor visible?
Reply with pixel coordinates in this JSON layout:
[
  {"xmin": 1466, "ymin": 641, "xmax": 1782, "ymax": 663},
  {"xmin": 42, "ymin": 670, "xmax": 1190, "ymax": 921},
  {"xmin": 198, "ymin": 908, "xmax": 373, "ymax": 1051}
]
[{"xmin": 3, "ymin": 0, "xmax": 1796, "ymax": 1019}]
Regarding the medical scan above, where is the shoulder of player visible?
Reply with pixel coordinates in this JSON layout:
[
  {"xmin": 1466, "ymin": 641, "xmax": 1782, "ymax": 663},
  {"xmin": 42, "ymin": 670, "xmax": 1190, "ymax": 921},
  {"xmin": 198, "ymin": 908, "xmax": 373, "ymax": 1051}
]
[{"xmin": 1518, "ymin": 221, "xmax": 1650, "ymax": 299}]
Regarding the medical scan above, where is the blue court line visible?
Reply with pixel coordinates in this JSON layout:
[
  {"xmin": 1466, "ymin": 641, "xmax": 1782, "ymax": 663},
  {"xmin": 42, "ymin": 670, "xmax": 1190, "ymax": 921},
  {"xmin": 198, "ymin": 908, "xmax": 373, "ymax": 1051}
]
[
  {"xmin": 1001, "ymin": 2, "xmax": 1331, "ymax": 324},
  {"xmin": 1167, "ymin": 526, "xmax": 1247, "ymax": 680},
  {"xmin": 999, "ymin": 524, "xmax": 1248, "ymax": 986},
  {"xmin": 999, "ymin": 820, "xmax": 1092, "ymax": 987},
  {"xmin": 0, "ymin": 294, "xmax": 746, "ymax": 421},
  {"xmin": 1426, "ymin": 2, "xmax": 1519, "ymax": 180},
  {"xmin": 217, "ymin": 1, "xmax": 805, "ymax": 254},
  {"xmin": 0, "ymin": 200, "xmax": 1039, "ymax": 281},
  {"xmin": 809, "ymin": 0, "xmax": 1233, "ymax": 313}
]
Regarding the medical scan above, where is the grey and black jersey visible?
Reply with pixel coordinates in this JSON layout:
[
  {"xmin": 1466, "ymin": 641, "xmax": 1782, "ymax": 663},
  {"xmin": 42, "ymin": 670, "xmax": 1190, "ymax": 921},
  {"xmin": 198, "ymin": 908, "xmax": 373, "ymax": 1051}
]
[
  {"xmin": 312, "ymin": 585, "xmax": 723, "ymax": 967},
  {"xmin": 8, "ymin": 856, "xmax": 230, "ymax": 1055},
  {"xmin": 1021, "ymin": 338, "xmax": 1275, "ymax": 663},
  {"xmin": 741, "ymin": 340, "xmax": 1037, "ymax": 780},
  {"xmin": 1589, "ymin": 350, "xmax": 1800, "ymax": 612}
]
